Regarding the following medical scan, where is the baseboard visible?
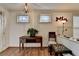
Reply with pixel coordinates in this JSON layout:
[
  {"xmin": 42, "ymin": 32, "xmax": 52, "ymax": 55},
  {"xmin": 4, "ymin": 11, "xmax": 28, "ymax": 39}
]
[{"xmin": 0, "ymin": 47, "xmax": 9, "ymax": 53}]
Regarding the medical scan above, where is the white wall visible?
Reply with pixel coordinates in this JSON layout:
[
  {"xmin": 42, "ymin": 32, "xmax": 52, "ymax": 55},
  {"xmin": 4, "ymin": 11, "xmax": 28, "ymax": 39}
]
[
  {"xmin": 9, "ymin": 10, "xmax": 73, "ymax": 47},
  {"xmin": 57, "ymin": 37, "xmax": 79, "ymax": 56},
  {"xmin": 0, "ymin": 6, "xmax": 9, "ymax": 52}
]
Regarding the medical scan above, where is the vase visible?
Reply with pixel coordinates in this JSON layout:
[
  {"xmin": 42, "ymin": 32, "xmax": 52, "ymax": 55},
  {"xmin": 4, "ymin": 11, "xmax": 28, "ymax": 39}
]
[{"xmin": 30, "ymin": 34, "xmax": 35, "ymax": 37}]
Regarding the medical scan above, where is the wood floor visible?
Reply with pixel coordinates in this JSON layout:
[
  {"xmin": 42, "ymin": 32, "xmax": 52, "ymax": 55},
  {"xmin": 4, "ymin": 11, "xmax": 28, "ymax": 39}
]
[{"xmin": 0, "ymin": 47, "xmax": 53, "ymax": 56}]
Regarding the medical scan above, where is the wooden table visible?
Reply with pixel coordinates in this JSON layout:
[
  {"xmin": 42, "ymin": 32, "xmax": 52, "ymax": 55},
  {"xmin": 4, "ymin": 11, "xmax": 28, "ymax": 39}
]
[{"xmin": 19, "ymin": 36, "xmax": 42, "ymax": 50}]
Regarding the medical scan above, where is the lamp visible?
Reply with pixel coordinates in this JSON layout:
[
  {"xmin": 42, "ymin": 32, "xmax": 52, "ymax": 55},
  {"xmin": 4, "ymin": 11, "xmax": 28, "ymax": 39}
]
[
  {"xmin": 25, "ymin": 3, "xmax": 28, "ymax": 13},
  {"xmin": 56, "ymin": 16, "xmax": 67, "ymax": 23},
  {"xmin": 56, "ymin": 16, "xmax": 68, "ymax": 36}
]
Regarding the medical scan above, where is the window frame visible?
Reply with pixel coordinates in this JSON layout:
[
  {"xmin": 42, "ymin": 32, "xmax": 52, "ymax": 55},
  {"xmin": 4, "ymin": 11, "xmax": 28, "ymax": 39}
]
[
  {"xmin": 73, "ymin": 16, "xmax": 79, "ymax": 38},
  {"xmin": 39, "ymin": 14, "xmax": 52, "ymax": 23},
  {"xmin": 17, "ymin": 15, "xmax": 30, "ymax": 23}
]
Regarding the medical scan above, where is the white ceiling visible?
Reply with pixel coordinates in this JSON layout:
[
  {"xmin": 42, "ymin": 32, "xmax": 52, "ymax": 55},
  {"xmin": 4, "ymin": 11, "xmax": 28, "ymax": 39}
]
[
  {"xmin": 0, "ymin": 3, "xmax": 79, "ymax": 11},
  {"xmin": 0, "ymin": 3, "xmax": 24, "ymax": 11}
]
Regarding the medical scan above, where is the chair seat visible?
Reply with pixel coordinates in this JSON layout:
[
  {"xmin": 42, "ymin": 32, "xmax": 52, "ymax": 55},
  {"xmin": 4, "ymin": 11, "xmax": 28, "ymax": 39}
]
[{"xmin": 48, "ymin": 41, "xmax": 56, "ymax": 45}]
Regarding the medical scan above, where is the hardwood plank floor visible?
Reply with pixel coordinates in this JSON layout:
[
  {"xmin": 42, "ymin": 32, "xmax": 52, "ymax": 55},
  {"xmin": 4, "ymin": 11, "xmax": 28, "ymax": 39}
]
[{"xmin": 0, "ymin": 47, "xmax": 54, "ymax": 56}]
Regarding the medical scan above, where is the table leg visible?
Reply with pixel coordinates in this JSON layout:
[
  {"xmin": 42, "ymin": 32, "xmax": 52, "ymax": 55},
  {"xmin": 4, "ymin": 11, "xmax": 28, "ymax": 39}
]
[
  {"xmin": 50, "ymin": 52, "xmax": 52, "ymax": 56},
  {"xmin": 41, "ymin": 41, "xmax": 42, "ymax": 49},
  {"xmin": 19, "ymin": 39, "xmax": 21, "ymax": 51},
  {"xmin": 22, "ymin": 43, "xmax": 24, "ymax": 50},
  {"xmin": 55, "ymin": 53, "xmax": 58, "ymax": 56}
]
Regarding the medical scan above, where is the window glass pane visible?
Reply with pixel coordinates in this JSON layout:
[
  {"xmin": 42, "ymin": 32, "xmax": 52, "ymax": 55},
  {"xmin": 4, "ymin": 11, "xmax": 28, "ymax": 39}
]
[
  {"xmin": 73, "ymin": 16, "xmax": 79, "ymax": 27},
  {"xmin": 73, "ymin": 16, "xmax": 79, "ymax": 38},
  {"xmin": 40, "ymin": 15, "xmax": 51, "ymax": 22},
  {"xmin": 17, "ymin": 16, "xmax": 29, "ymax": 22}
]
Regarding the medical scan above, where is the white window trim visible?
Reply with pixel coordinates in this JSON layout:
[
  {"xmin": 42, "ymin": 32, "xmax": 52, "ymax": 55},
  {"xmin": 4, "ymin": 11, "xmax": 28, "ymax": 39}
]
[
  {"xmin": 39, "ymin": 14, "xmax": 52, "ymax": 23},
  {"xmin": 17, "ymin": 15, "xmax": 30, "ymax": 23}
]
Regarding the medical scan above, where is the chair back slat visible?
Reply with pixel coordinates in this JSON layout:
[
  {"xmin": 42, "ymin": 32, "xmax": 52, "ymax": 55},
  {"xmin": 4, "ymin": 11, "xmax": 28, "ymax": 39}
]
[{"xmin": 48, "ymin": 32, "xmax": 56, "ymax": 42}]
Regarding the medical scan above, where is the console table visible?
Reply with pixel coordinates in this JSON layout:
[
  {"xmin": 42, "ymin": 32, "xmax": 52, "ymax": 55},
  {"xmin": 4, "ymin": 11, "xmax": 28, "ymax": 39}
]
[{"xmin": 19, "ymin": 36, "xmax": 42, "ymax": 50}]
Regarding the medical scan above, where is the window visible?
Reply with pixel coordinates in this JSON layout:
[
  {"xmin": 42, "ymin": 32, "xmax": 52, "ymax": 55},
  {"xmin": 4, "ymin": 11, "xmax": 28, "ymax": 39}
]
[
  {"xmin": 39, "ymin": 14, "xmax": 51, "ymax": 23},
  {"xmin": 73, "ymin": 16, "xmax": 79, "ymax": 27},
  {"xmin": 17, "ymin": 15, "xmax": 29, "ymax": 23},
  {"xmin": 73, "ymin": 16, "xmax": 79, "ymax": 38}
]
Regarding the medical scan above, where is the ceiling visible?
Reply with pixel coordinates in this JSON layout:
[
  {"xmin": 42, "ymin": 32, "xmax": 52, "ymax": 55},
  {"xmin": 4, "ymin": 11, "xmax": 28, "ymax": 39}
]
[{"xmin": 0, "ymin": 3, "xmax": 79, "ymax": 11}]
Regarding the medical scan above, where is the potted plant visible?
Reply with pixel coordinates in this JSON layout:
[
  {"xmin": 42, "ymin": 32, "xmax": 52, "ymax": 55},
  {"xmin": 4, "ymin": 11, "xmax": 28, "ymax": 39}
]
[{"xmin": 27, "ymin": 28, "xmax": 38, "ymax": 37}]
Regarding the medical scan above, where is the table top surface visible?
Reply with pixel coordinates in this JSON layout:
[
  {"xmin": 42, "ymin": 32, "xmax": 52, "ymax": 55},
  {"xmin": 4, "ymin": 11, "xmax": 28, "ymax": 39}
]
[{"xmin": 19, "ymin": 36, "xmax": 42, "ymax": 39}]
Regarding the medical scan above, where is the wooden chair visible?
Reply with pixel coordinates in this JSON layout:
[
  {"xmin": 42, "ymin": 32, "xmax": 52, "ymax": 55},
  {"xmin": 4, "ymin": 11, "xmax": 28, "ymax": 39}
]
[
  {"xmin": 48, "ymin": 32, "xmax": 57, "ymax": 42},
  {"xmin": 48, "ymin": 32, "xmax": 57, "ymax": 55}
]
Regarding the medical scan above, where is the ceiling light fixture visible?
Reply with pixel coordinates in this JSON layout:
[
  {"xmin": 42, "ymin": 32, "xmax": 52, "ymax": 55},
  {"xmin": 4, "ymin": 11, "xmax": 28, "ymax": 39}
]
[{"xmin": 25, "ymin": 3, "xmax": 28, "ymax": 13}]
